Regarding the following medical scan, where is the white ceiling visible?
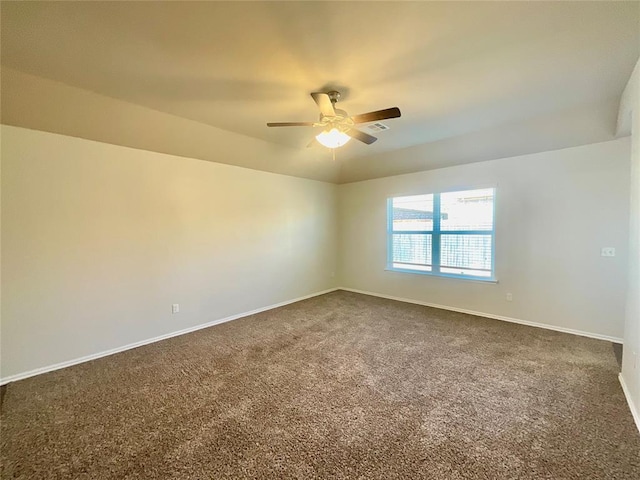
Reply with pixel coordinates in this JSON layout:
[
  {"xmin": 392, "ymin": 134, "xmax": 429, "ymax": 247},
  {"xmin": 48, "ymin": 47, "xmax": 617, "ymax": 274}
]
[{"xmin": 1, "ymin": 1, "xmax": 638, "ymax": 183}]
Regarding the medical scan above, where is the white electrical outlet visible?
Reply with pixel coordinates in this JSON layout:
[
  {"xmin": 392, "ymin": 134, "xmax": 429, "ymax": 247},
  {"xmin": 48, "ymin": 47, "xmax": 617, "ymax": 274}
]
[
  {"xmin": 506, "ymin": 293, "xmax": 513, "ymax": 301},
  {"xmin": 172, "ymin": 304, "xmax": 180, "ymax": 314},
  {"xmin": 601, "ymin": 247, "xmax": 616, "ymax": 257}
]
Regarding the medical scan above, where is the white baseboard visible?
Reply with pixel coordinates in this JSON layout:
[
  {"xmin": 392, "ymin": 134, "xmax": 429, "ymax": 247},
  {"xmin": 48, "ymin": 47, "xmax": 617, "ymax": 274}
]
[
  {"xmin": 1, "ymin": 286, "xmax": 623, "ymax": 386},
  {"xmin": 0, "ymin": 288, "xmax": 340, "ymax": 386},
  {"xmin": 339, "ymin": 287, "xmax": 624, "ymax": 344},
  {"xmin": 619, "ymin": 373, "xmax": 640, "ymax": 434}
]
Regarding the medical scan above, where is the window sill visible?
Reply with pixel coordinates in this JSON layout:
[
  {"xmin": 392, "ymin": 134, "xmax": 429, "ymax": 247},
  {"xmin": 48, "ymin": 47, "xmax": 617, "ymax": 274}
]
[{"xmin": 384, "ymin": 267, "xmax": 498, "ymax": 284}]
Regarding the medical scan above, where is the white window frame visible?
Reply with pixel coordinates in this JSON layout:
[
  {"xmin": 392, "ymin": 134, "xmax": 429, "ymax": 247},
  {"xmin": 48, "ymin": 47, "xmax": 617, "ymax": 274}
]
[{"xmin": 386, "ymin": 187, "xmax": 497, "ymax": 282}]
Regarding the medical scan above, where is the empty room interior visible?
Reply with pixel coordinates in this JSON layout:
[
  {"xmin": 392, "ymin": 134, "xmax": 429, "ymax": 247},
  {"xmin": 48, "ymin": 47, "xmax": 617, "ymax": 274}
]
[{"xmin": 1, "ymin": 1, "xmax": 640, "ymax": 478}]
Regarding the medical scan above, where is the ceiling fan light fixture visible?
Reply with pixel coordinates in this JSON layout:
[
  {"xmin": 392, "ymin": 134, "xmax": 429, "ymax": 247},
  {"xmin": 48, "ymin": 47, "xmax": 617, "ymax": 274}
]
[
  {"xmin": 315, "ymin": 128, "xmax": 351, "ymax": 149},
  {"xmin": 267, "ymin": 91, "xmax": 401, "ymax": 148}
]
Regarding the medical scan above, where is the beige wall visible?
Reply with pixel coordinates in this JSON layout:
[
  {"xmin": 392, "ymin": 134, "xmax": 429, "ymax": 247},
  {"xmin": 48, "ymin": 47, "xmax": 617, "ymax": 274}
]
[
  {"xmin": 0, "ymin": 122, "xmax": 634, "ymax": 388},
  {"xmin": 621, "ymin": 57, "xmax": 640, "ymax": 424},
  {"xmin": 338, "ymin": 138, "xmax": 631, "ymax": 340},
  {"xmin": 1, "ymin": 125, "xmax": 338, "ymax": 380}
]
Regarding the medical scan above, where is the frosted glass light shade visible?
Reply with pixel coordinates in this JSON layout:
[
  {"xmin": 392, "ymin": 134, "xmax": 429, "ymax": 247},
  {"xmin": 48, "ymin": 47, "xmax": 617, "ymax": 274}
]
[{"xmin": 315, "ymin": 128, "xmax": 351, "ymax": 148}]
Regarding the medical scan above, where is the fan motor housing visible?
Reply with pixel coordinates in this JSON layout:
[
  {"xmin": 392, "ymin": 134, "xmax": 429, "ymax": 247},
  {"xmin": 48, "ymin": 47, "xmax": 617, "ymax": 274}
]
[{"xmin": 319, "ymin": 109, "xmax": 349, "ymax": 120}]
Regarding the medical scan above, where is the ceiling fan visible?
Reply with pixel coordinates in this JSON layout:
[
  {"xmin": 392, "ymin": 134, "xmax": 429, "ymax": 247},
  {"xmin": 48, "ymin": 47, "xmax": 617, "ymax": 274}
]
[{"xmin": 267, "ymin": 91, "xmax": 401, "ymax": 149}]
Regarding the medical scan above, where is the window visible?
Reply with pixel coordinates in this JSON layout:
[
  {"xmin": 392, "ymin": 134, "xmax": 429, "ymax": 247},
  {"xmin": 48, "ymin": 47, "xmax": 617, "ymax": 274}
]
[{"xmin": 387, "ymin": 188, "xmax": 495, "ymax": 280}]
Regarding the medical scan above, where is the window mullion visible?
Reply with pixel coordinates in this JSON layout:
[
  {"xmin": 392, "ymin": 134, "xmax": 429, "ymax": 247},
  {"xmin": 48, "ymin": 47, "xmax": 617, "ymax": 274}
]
[
  {"xmin": 386, "ymin": 198, "xmax": 393, "ymax": 268},
  {"xmin": 432, "ymin": 194, "xmax": 441, "ymax": 273}
]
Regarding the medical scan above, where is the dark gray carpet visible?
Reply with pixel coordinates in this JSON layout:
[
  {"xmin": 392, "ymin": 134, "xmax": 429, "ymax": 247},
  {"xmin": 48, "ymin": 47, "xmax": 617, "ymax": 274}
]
[{"xmin": 1, "ymin": 290, "xmax": 639, "ymax": 479}]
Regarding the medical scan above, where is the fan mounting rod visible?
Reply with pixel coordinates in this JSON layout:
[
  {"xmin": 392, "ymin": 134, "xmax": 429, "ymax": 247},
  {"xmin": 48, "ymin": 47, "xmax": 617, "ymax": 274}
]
[{"xmin": 327, "ymin": 90, "xmax": 341, "ymax": 105}]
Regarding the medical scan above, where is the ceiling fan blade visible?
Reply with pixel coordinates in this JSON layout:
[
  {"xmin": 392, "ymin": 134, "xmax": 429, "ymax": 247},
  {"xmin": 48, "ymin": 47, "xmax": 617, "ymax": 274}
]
[
  {"xmin": 267, "ymin": 122, "xmax": 315, "ymax": 127},
  {"xmin": 351, "ymin": 107, "xmax": 401, "ymax": 124},
  {"xmin": 311, "ymin": 92, "xmax": 336, "ymax": 117},
  {"xmin": 346, "ymin": 128, "xmax": 378, "ymax": 145}
]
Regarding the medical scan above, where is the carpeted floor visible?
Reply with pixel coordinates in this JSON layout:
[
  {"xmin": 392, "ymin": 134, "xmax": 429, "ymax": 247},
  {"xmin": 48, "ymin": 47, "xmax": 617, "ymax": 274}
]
[{"xmin": 1, "ymin": 291, "xmax": 639, "ymax": 479}]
